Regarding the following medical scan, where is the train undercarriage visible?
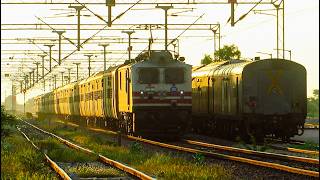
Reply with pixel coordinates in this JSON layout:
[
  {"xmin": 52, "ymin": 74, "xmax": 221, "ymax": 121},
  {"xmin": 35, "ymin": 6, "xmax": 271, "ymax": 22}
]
[
  {"xmin": 37, "ymin": 107, "xmax": 191, "ymax": 140},
  {"xmin": 191, "ymin": 113, "xmax": 305, "ymax": 143}
]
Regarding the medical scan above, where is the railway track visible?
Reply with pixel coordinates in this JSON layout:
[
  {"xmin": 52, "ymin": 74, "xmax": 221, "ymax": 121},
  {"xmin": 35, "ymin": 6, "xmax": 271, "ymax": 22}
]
[
  {"xmin": 265, "ymin": 137, "xmax": 306, "ymax": 145},
  {"xmin": 268, "ymin": 144, "xmax": 319, "ymax": 156},
  {"xmin": 128, "ymin": 137, "xmax": 319, "ymax": 177},
  {"xmin": 49, "ymin": 119, "xmax": 319, "ymax": 178},
  {"xmin": 16, "ymin": 126, "xmax": 71, "ymax": 180},
  {"xmin": 264, "ymin": 137, "xmax": 319, "ymax": 155},
  {"xmin": 18, "ymin": 120, "xmax": 154, "ymax": 180},
  {"xmin": 181, "ymin": 139, "xmax": 319, "ymax": 165}
]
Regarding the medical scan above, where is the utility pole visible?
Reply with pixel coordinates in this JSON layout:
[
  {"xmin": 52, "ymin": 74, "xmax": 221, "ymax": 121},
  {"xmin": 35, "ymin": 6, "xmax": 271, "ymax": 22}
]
[
  {"xmin": 73, "ymin": 63, "xmax": 81, "ymax": 81},
  {"xmin": 68, "ymin": 5, "xmax": 84, "ymax": 51},
  {"xmin": 29, "ymin": 71, "xmax": 32, "ymax": 88},
  {"xmin": 122, "ymin": 31, "xmax": 135, "ymax": 61},
  {"xmin": 54, "ymin": 75, "xmax": 57, "ymax": 89},
  {"xmin": 230, "ymin": 0, "xmax": 236, "ymax": 26},
  {"xmin": 11, "ymin": 83, "xmax": 16, "ymax": 112},
  {"xmin": 211, "ymin": 25, "xmax": 221, "ymax": 59},
  {"xmin": 254, "ymin": 1, "xmax": 284, "ymax": 59},
  {"xmin": 275, "ymin": 48, "xmax": 291, "ymax": 60},
  {"xmin": 23, "ymin": 90, "xmax": 26, "ymax": 114},
  {"xmin": 39, "ymin": 54, "xmax": 46, "ymax": 80},
  {"xmin": 33, "ymin": 62, "xmax": 40, "ymax": 82},
  {"xmin": 156, "ymin": 5, "xmax": 173, "ymax": 50},
  {"xmin": 99, "ymin": 44, "xmax": 109, "ymax": 72},
  {"xmin": 67, "ymin": 68, "xmax": 71, "ymax": 83},
  {"xmin": 32, "ymin": 68, "xmax": 35, "ymax": 86},
  {"xmin": 25, "ymin": 75, "xmax": 29, "ymax": 89},
  {"xmin": 273, "ymin": 3, "xmax": 280, "ymax": 59},
  {"xmin": 39, "ymin": 54, "xmax": 46, "ymax": 92},
  {"xmin": 84, "ymin": 54, "xmax": 93, "ymax": 77},
  {"xmin": 48, "ymin": 77, "xmax": 51, "ymax": 90},
  {"xmin": 106, "ymin": 0, "xmax": 115, "ymax": 27},
  {"xmin": 52, "ymin": 30, "xmax": 65, "ymax": 65},
  {"xmin": 44, "ymin": 44, "xmax": 55, "ymax": 72},
  {"xmin": 61, "ymin": 72, "xmax": 64, "ymax": 86}
]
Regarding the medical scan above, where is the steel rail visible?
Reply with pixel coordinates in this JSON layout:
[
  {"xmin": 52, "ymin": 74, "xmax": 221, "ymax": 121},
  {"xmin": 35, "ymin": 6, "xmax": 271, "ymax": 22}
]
[
  {"xmin": 21, "ymin": 120, "xmax": 155, "ymax": 180},
  {"xmin": 57, "ymin": 123, "xmax": 319, "ymax": 178},
  {"xmin": 126, "ymin": 136, "xmax": 319, "ymax": 177},
  {"xmin": 268, "ymin": 145, "xmax": 319, "ymax": 155},
  {"xmin": 287, "ymin": 147, "xmax": 319, "ymax": 155},
  {"xmin": 182, "ymin": 139, "xmax": 319, "ymax": 164},
  {"xmin": 16, "ymin": 126, "xmax": 72, "ymax": 180},
  {"xmin": 41, "ymin": 120, "xmax": 320, "ymax": 177}
]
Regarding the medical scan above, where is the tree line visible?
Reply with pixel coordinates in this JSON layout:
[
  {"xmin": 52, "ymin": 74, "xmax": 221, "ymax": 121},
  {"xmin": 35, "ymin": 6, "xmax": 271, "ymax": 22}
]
[{"xmin": 308, "ymin": 89, "xmax": 319, "ymax": 118}]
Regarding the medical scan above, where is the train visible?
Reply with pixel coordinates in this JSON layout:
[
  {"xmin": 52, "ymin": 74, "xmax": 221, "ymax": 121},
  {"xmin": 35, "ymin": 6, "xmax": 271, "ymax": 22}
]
[
  {"xmin": 34, "ymin": 50, "xmax": 192, "ymax": 138},
  {"xmin": 191, "ymin": 58, "xmax": 307, "ymax": 141},
  {"xmin": 33, "ymin": 52, "xmax": 307, "ymax": 142}
]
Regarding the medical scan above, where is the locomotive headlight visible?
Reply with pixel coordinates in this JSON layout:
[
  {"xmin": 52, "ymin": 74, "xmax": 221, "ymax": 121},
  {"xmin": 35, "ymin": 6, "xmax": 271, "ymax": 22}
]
[
  {"xmin": 140, "ymin": 91, "xmax": 144, "ymax": 95},
  {"xmin": 180, "ymin": 90, "xmax": 184, "ymax": 99}
]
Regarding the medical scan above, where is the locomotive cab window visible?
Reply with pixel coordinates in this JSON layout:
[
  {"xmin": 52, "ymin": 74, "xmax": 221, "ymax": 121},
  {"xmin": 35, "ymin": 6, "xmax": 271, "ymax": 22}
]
[
  {"xmin": 138, "ymin": 68, "xmax": 159, "ymax": 84},
  {"xmin": 165, "ymin": 68, "xmax": 184, "ymax": 84}
]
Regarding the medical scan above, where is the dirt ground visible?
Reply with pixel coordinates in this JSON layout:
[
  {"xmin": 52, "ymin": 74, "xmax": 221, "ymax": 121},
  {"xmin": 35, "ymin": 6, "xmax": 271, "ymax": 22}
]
[{"xmin": 293, "ymin": 128, "xmax": 319, "ymax": 144}]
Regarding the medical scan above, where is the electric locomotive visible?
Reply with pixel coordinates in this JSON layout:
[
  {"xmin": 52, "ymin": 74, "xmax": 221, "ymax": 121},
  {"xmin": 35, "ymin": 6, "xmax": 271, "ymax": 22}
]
[
  {"xmin": 106, "ymin": 50, "xmax": 192, "ymax": 137},
  {"xmin": 192, "ymin": 58, "xmax": 306, "ymax": 141},
  {"xmin": 34, "ymin": 50, "xmax": 192, "ymax": 139}
]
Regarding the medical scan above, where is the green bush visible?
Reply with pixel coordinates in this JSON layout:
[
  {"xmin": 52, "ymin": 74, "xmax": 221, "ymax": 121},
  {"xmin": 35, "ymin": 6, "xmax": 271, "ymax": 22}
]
[
  {"xmin": 192, "ymin": 153, "xmax": 205, "ymax": 165},
  {"xmin": 130, "ymin": 142, "xmax": 143, "ymax": 153},
  {"xmin": 1, "ymin": 106, "xmax": 17, "ymax": 137}
]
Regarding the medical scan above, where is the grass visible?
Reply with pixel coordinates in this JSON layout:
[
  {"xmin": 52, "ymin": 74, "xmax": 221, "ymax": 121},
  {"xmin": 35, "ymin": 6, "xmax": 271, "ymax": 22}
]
[
  {"xmin": 1, "ymin": 106, "xmax": 58, "ymax": 179},
  {"xmin": 235, "ymin": 135, "xmax": 269, "ymax": 152},
  {"xmin": 289, "ymin": 141, "xmax": 319, "ymax": 151},
  {"xmin": 35, "ymin": 137, "xmax": 98, "ymax": 163},
  {"xmin": 31, "ymin": 118, "xmax": 233, "ymax": 179},
  {"xmin": 68, "ymin": 163, "xmax": 125, "ymax": 178}
]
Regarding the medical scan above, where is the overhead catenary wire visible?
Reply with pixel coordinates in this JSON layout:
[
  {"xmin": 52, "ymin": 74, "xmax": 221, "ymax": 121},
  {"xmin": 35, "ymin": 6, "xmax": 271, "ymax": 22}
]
[
  {"xmin": 112, "ymin": 0, "xmax": 144, "ymax": 23},
  {"xmin": 35, "ymin": 16, "xmax": 77, "ymax": 47},
  {"xmin": 74, "ymin": 0, "xmax": 108, "ymax": 23},
  {"xmin": 168, "ymin": 13, "xmax": 205, "ymax": 46}
]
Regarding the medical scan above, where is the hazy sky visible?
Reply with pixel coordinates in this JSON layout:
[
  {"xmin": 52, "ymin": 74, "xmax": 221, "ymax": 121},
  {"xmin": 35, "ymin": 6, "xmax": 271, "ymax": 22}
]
[{"xmin": 1, "ymin": 0, "xmax": 319, "ymax": 104}]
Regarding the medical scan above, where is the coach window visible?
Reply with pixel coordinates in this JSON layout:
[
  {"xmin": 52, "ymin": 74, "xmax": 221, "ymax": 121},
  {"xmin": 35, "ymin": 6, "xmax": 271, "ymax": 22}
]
[
  {"xmin": 138, "ymin": 68, "xmax": 159, "ymax": 84},
  {"xmin": 165, "ymin": 68, "xmax": 184, "ymax": 84}
]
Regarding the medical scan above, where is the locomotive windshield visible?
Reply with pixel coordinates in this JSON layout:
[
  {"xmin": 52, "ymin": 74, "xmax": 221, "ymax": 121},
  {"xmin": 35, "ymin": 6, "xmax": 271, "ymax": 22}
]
[
  {"xmin": 165, "ymin": 68, "xmax": 184, "ymax": 84},
  {"xmin": 138, "ymin": 68, "xmax": 159, "ymax": 84}
]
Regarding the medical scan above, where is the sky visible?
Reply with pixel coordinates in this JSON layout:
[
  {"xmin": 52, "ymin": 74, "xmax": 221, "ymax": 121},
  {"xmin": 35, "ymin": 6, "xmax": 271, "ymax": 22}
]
[{"xmin": 1, "ymin": 0, "xmax": 319, "ymax": 104}]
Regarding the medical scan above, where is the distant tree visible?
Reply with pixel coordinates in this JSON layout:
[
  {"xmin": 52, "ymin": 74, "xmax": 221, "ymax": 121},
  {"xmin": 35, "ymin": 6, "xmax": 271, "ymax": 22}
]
[
  {"xmin": 313, "ymin": 89, "xmax": 319, "ymax": 98},
  {"xmin": 214, "ymin": 44, "xmax": 241, "ymax": 61},
  {"xmin": 201, "ymin": 54, "xmax": 213, "ymax": 65},
  {"xmin": 307, "ymin": 89, "xmax": 319, "ymax": 118}
]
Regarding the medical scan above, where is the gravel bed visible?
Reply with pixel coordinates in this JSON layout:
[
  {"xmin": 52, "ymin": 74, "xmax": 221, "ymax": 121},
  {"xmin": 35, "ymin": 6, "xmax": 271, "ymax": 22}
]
[
  {"xmin": 183, "ymin": 133, "xmax": 319, "ymax": 159},
  {"xmin": 74, "ymin": 128, "xmax": 318, "ymax": 180},
  {"xmin": 57, "ymin": 161, "xmax": 135, "ymax": 180},
  {"xmin": 171, "ymin": 141, "xmax": 319, "ymax": 172},
  {"xmin": 26, "ymin": 119, "xmax": 318, "ymax": 179}
]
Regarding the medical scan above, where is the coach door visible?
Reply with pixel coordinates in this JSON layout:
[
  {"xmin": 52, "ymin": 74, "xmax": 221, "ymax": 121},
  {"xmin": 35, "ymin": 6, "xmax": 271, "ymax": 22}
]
[
  {"xmin": 126, "ymin": 68, "xmax": 130, "ymax": 110},
  {"xmin": 208, "ymin": 77, "xmax": 215, "ymax": 114},
  {"xmin": 222, "ymin": 78, "xmax": 230, "ymax": 113}
]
